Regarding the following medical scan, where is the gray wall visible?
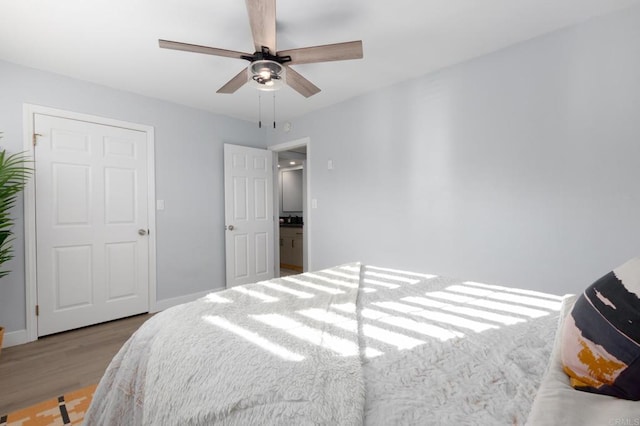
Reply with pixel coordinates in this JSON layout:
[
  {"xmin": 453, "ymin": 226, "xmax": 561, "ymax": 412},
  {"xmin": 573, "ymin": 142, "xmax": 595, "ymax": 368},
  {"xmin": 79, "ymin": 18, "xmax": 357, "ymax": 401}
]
[
  {"xmin": 3, "ymin": 4, "xmax": 640, "ymax": 333},
  {"xmin": 273, "ymin": 5, "xmax": 640, "ymax": 295},
  {"xmin": 0, "ymin": 60, "xmax": 265, "ymax": 332}
]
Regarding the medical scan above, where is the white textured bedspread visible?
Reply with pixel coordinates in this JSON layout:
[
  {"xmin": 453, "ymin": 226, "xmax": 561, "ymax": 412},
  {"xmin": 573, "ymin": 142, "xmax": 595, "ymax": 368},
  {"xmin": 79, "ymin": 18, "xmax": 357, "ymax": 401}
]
[
  {"xmin": 355, "ymin": 266, "xmax": 564, "ymax": 425},
  {"xmin": 85, "ymin": 264, "xmax": 564, "ymax": 425}
]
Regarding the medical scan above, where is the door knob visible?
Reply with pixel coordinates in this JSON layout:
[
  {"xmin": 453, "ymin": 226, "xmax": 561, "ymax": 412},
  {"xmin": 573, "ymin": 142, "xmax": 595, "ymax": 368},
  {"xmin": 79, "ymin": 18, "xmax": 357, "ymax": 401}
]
[
  {"xmin": 227, "ymin": 225, "xmax": 235, "ymax": 231},
  {"xmin": 138, "ymin": 229, "xmax": 148, "ymax": 236}
]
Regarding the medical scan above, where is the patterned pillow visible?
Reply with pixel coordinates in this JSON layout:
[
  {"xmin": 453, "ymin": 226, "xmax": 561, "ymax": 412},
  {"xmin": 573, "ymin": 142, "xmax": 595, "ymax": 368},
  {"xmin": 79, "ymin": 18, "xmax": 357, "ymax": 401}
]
[{"xmin": 561, "ymin": 256, "xmax": 640, "ymax": 400}]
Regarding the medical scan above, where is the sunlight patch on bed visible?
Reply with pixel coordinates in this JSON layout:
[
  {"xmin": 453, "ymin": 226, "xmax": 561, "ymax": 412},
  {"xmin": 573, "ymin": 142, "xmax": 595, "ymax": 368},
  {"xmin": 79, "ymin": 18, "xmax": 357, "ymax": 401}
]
[
  {"xmin": 203, "ymin": 315, "xmax": 304, "ymax": 362},
  {"xmin": 258, "ymin": 281, "xmax": 315, "ymax": 299},
  {"xmin": 297, "ymin": 308, "xmax": 357, "ymax": 333},
  {"xmin": 445, "ymin": 285, "xmax": 494, "ymax": 297},
  {"xmin": 463, "ymin": 281, "xmax": 566, "ymax": 301},
  {"xmin": 252, "ymin": 313, "xmax": 382, "ymax": 357},
  {"xmin": 203, "ymin": 293, "xmax": 233, "ymax": 304},
  {"xmin": 446, "ymin": 284, "xmax": 562, "ymax": 310},
  {"xmin": 335, "ymin": 266, "xmax": 414, "ymax": 288},
  {"xmin": 331, "ymin": 303, "xmax": 463, "ymax": 341},
  {"xmin": 363, "ymin": 278, "xmax": 400, "ymax": 289},
  {"xmin": 402, "ymin": 296, "xmax": 526, "ymax": 326},
  {"xmin": 425, "ymin": 291, "xmax": 475, "ymax": 304},
  {"xmin": 363, "ymin": 271, "xmax": 420, "ymax": 284},
  {"xmin": 231, "ymin": 286, "xmax": 279, "ymax": 303},
  {"xmin": 331, "ymin": 303, "xmax": 356, "ymax": 314},
  {"xmin": 317, "ymin": 270, "xmax": 376, "ymax": 292},
  {"xmin": 281, "ymin": 276, "xmax": 345, "ymax": 295},
  {"xmin": 363, "ymin": 347, "xmax": 383, "ymax": 358},
  {"xmin": 362, "ymin": 324, "xmax": 425, "ymax": 350},
  {"xmin": 338, "ymin": 265, "xmax": 362, "ymax": 274},
  {"xmin": 367, "ymin": 310, "xmax": 463, "ymax": 341},
  {"xmin": 366, "ymin": 265, "xmax": 438, "ymax": 280},
  {"xmin": 486, "ymin": 292, "xmax": 562, "ymax": 311},
  {"xmin": 320, "ymin": 269, "xmax": 360, "ymax": 281},
  {"xmin": 304, "ymin": 272, "xmax": 359, "ymax": 289},
  {"xmin": 401, "ymin": 296, "xmax": 448, "ymax": 309},
  {"xmin": 373, "ymin": 301, "xmax": 499, "ymax": 333},
  {"xmin": 469, "ymin": 299, "xmax": 549, "ymax": 318},
  {"xmin": 298, "ymin": 308, "xmax": 425, "ymax": 350}
]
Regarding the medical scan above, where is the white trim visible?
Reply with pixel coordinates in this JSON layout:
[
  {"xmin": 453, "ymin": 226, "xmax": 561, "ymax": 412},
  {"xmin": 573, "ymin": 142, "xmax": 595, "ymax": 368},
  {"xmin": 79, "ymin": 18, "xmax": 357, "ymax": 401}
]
[
  {"xmin": 271, "ymin": 151, "xmax": 281, "ymax": 275},
  {"xmin": 146, "ymin": 128, "xmax": 158, "ymax": 312},
  {"xmin": 4, "ymin": 287, "xmax": 211, "ymax": 348},
  {"xmin": 23, "ymin": 106, "xmax": 38, "ymax": 343},
  {"xmin": 2, "ymin": 328, "xmax": 29, "ymax": 348},
  {"xmin": 153, "ymin": 289, "xmax": 217, "ymax": 313},
  {"xmin": 22, "ymin": 104, "xmax": 157, "ymax": 343},
  {"xmin": 269, "ymin": 137, "xmax": 310, "ymax": 153},
  {"xmin": 268, "ymin": 137, "xmax": 312, "ymax": 272}
]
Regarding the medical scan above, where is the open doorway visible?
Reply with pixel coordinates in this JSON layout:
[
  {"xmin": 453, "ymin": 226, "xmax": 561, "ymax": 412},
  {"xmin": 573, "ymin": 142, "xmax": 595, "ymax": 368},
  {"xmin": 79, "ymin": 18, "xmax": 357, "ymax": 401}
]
[{"xmin": 269, "ymin": 137, "xmax": 310, "ymax": 277}]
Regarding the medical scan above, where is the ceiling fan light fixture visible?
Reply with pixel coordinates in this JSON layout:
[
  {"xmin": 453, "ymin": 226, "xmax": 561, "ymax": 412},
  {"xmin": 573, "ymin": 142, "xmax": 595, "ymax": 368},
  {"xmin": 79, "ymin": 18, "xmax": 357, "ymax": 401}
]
[{"xmin": 249, "ymin": 60, "xmax": 285, "ymax": 91}]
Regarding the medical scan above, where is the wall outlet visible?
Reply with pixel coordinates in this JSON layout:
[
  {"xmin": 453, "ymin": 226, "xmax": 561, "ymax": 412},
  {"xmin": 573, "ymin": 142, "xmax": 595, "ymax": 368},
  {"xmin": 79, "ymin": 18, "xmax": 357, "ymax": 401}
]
[{"xmin": 327, "ymin": 159, "xmax": 333, "ymax": 170}]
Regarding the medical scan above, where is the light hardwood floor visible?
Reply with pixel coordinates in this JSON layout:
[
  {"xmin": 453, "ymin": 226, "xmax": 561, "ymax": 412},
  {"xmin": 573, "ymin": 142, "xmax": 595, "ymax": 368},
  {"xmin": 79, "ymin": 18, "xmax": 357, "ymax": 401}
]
[
  {"xmin": 280, "ymin": 267, "xmax": 300, "ymax": 277},
  {"xmin": 0, "ymin": 313, "xmax": 152, "ymax": 413}
]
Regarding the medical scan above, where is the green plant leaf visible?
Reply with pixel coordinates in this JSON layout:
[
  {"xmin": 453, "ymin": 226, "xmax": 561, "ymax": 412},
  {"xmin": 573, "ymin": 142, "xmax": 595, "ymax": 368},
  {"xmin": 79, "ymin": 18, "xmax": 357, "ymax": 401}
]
[{"xmin": 0, "ymin": 133, "xmax": 33, "ymax": 278}]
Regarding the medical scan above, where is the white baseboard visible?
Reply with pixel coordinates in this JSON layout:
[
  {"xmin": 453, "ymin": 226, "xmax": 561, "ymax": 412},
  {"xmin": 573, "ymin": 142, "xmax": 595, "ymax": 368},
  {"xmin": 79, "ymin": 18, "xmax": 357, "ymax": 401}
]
[
  {"xmin": 153, "ymin": 288, "xmax": 222, "ymax": 313},
  {"xmin": 2, "ymin": 328, "xmax": 29, "ymax": 348},
  {"xmin": 2, "ymin": 290, "xmax": 223, "ymax": 348}
]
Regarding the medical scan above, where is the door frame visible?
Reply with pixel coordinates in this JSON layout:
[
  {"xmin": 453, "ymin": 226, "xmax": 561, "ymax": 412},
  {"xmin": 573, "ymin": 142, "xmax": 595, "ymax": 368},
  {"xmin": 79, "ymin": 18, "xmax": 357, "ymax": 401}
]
[
  {"xmin": 22, "ymin": 104, "xmax": 157, "ymax": 343},
  {"xmin": 268, "ymin": 137, "xmax": 311, "ymax": 275}
]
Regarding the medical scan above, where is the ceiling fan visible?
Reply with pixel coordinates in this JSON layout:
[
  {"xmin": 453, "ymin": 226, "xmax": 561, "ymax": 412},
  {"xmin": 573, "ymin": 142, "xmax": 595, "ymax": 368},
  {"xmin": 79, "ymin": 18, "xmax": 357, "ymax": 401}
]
[{"xmin": 159, "ymin": 0, "xmax": 363, "ymax": 98}]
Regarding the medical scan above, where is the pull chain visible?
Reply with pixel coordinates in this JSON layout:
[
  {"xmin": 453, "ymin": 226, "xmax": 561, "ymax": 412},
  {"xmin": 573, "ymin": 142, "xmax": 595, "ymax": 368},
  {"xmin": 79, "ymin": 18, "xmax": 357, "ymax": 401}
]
[
  {"xmin": 273, "ymin": 93, "xmax": 276, "ymax": 129},
  {"xmin": 258, "ymin": 92, "xmax": 262, "ymax": 128}
]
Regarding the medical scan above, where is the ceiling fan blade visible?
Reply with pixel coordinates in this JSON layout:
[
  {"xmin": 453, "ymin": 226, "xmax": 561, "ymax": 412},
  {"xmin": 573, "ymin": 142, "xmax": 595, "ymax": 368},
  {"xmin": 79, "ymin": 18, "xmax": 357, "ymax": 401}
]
[
  {"xmin": 245, "ymin": 0, "xmax": 276, "ymax": 53},
  {"xmin": 217, "ymin": 68, "xmax": 249, "ymax": 94},
  {"xmin": 285, "ymin": 66, "xmax": 320, "ymax": 98},
  {"xmin": 159, "ymin": 39, "xmax": 250, "ymax": 60},
  {"xmin": 278, "ymin": 41, "xmax": 363, "ymax": 65}
]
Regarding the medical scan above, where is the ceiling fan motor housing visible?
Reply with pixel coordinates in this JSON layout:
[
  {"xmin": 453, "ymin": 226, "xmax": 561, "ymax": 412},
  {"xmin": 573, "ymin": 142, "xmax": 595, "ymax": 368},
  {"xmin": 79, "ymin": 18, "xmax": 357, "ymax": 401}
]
[{"xmin": 249, "ymin": 59, "xmax": 285, "ymax": 91}]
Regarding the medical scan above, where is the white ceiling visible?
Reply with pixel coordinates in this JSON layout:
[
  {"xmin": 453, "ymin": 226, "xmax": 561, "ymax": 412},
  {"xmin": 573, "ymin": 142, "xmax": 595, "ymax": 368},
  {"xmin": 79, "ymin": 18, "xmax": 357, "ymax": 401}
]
[{"xmin": 2, "ymin": 0, "xmax": 639, "ymax": 123}]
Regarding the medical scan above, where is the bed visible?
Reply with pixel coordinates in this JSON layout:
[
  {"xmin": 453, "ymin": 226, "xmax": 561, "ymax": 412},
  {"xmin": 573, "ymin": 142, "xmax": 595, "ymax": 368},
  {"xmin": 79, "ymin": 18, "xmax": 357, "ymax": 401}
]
[{"xmin": 85, "ymin": 263, "xmax": 567, "ymax": 425}]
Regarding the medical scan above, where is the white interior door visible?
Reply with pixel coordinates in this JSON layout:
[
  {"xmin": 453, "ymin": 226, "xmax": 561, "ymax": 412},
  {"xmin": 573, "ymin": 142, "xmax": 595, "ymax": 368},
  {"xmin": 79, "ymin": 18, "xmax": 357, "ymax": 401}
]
[
  {"xmin": 34, "ymin": 113, "xmax": 150, "ymax": 336},
  {"xmin": 224, "ymin": 144, "xmax": 274, "ymax": 287}
]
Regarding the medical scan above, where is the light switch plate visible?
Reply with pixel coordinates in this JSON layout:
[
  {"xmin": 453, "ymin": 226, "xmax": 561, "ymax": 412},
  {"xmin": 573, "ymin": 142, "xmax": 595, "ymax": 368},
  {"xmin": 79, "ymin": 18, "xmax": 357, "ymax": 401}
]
[
  {"xmin": 311, "ymin": 199, "xmax": 318, "ymax": 209},
  {"xmin": 157, "ymin": 200, "xmax": 165, "ymax": 211}
]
